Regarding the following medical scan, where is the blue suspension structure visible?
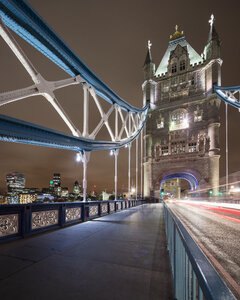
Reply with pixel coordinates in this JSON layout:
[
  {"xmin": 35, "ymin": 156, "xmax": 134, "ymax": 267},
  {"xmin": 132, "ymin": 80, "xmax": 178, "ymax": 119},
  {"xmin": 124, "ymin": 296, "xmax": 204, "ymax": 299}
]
[
  {"xmin": 0, "ymin": 0, "xmax": 149, "ymax": 201},
  {"xmin": 214, "ymin": 85, "xmax": 240, "ymax": 109},
  {"xmin": 0, "ymin": 0, "xmax": 149, "ymax": 152}
]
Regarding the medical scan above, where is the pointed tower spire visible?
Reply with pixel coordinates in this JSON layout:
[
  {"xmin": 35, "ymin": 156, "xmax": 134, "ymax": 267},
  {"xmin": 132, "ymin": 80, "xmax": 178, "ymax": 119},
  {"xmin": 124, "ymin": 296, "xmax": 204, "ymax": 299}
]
[
  {"xmin": 204, "ymin": 14, "xmax": 222, "ymax": 87},
  {"xmin": 142, "ymin": 40, "xmax": 156, "ymax": 106},
  {"xmin": 143, "ymin": 40, "xmax": 155, "ymax": 80},
  {"xmin": 144, "ymin": 40, "xmax": 153, "ymax": 65},
  {"xmin": 205, "ymin": 14, "xmax": 221, "ymax": 60},
  {"xmin": 208, "ymin": 14, "xmax": 220, "ymax": 44}
]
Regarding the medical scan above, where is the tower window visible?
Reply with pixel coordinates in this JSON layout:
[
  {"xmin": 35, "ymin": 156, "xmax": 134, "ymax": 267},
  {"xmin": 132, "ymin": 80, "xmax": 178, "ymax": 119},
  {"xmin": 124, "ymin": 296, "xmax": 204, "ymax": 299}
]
[
  {"xmin": 171, "ymin": 141, "xmax": 185, "ymax": 155},
  {"xmin": 171, "ymin": 63, "xmax": 177, "ymax": 73},
  {"xmin": 161, "ymin": 146, "xmax": 169, "ymax": 156},
  {"xmin": 169, "ymin": 109, "xmax": 189, "ymax": 131},
  {"xmin": 191, "ymin": 76, "xmax": 195, "ymax": 85},
  {"xmin": 157, "ymin": 118, "xmax": 164, "ymax": 129},
  {"xmin": 188, "ymin": 142, "xmax": 197, "ymax": 152},
  {"xmin": 194, "ymin": 106, "xmax": 203, "ymax": 122},
  {"xmin": 180, "ymin": 60, "xmax": 186, "ymax": 71}
]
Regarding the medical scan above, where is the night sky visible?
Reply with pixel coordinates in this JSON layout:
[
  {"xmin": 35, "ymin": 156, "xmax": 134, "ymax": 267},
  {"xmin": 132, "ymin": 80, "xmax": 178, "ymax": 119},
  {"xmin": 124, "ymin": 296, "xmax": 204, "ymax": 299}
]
[{"xmin": 0, "ymin": 0, "xmax": 240, "ymax": 193}]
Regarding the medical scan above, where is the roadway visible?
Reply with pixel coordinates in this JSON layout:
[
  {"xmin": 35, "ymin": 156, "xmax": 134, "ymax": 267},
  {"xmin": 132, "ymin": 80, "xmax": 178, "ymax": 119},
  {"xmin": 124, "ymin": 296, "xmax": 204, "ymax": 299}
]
[{"xmin": 166, "ymin": 200, "xmax": 240, "ymax": 299}]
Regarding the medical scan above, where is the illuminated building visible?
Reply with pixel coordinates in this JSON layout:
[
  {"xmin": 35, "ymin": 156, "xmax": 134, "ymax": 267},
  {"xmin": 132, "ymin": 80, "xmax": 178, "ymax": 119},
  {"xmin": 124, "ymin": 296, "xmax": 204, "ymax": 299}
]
[
  {"xmin": 6, "ymin": 172, "xmax": 25, "ymax": 192},
  {"xmin": 143, "ymin": 17, "xmax": 221, "ymax": 197},
  {"xmin": 52, "ymin": 173, "xmax": 61, "ymax": 196},
  {"xmin": 73, "ymin": 180, "xmax": 81, "ymax": 196},
  {"xmin": 19, "ymin": 193, "xmax": 36, "ymax": 204},
  {"xmin": 61, "ymin": 187, "xmax": 69, "ymax": 198},
  {"xmin": 53, "ymin": 173, "xmax": 61, "ymax": 187}
]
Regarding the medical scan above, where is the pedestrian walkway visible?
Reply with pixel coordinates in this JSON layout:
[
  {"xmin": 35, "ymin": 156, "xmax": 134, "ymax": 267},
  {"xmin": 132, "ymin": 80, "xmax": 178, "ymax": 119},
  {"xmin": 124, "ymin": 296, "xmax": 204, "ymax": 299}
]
[{"xmin": 0, "ymin": 204, "xmax": 173, "ymax": 300}]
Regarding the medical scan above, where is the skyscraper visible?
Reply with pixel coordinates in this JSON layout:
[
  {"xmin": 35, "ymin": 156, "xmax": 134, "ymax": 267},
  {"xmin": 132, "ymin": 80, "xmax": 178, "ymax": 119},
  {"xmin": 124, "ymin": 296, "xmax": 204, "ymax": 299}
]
[{"xmin": 6, "ymin": 172, "xmax": 25, "ymax": 192}]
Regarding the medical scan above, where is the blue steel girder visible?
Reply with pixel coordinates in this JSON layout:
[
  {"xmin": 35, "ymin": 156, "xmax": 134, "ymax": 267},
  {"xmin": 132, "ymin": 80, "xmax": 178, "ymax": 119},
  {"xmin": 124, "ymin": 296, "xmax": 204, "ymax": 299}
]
[
  {"xmin": 0, "ymin": 0, "xmax": 145, "ymax": 113},
  {"xmin": 214, "ymin": 85, "xmax": 240, "ymax": 109},
  {"xmin": 0, "ymin": 0, "xmax": 149, "ymax": 152},
  {"xmin": 0, "ymin": 113, "xmax": 146, "ymax": 152}
]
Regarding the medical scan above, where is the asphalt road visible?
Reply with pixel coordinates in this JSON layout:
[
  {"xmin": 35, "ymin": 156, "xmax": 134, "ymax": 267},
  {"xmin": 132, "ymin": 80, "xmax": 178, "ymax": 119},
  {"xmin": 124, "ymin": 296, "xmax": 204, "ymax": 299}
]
[{"xmin": 167, "ymin": 200, "xmax": 240, "ymax": 299}]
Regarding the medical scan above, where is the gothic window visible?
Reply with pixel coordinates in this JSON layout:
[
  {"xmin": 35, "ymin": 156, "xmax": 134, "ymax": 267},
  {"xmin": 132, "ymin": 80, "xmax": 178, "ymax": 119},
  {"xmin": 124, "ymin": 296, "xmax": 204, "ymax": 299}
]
[
  {"xmin": 194, "ymin": 106, "xmax": 203, "ymax": 122},
  {"xmin": 191, "ymin": 75, "xmax": 195, "ymax": 85},
  {"xmin": 171, "ymin": 63, "xmax": 177, "ymax": 73},
  {"xmin": 180, "ymin": 60, "xmax": 186, "ymax": 71},
  {"xmin": 161, "ymin": 146, "xmax": 169, "ymax": 156},
  {"xmin": 188, "ymin": 142, "xmax": 197, "ymax": 152},
  {"xmin": 157, "ymin": 117, "xmax": 164, "ymax": 129},
  {"xmin": 171, "ymin": 141, "xmax": 185, "ymax": 155},
  {"xmin": 169, "ymin": 109, "xmax": 189, "ymax": 131}
]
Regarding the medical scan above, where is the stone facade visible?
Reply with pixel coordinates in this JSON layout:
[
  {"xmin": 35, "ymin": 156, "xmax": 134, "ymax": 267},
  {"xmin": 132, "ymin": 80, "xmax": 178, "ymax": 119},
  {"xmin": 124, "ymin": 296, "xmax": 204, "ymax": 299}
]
[{"xmin": 143, "ymin": 19, "xmax": 222, "ymax": 197}]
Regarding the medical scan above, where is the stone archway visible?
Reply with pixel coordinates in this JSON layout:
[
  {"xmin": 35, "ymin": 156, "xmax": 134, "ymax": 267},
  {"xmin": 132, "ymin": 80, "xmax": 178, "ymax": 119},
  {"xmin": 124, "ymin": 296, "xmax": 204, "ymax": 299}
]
[{"xmin": 160, "ymin": 172, "xmax": 198, "ymax": 191}]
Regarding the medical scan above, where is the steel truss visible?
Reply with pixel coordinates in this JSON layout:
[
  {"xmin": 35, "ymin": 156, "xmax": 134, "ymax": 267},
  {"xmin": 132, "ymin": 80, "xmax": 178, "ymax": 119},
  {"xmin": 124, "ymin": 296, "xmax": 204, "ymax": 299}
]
[
  {"xmin": 0, "ymin": 0, "xmax": 148, "ymax": 201},
  {"xmin": 214, "ymin": 85, "xmax": 240, "ymax": 109}
]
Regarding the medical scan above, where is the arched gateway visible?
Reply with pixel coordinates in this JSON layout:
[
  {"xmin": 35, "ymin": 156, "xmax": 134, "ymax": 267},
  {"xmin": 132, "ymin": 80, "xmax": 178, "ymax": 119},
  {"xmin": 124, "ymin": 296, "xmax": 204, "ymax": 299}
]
[
  {"xmin": 160, "ymin": 173, "xmax": 198, "ymax": 191},
  {"xmin": 142, "ymin": 18, "xmax": 221, "ymax": 198}
]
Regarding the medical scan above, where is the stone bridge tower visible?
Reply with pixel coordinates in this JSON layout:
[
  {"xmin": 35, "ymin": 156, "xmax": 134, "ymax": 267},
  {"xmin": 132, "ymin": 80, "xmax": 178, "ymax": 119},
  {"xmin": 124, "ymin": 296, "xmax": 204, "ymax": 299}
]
[{"xmin": 142, "ymin": 16, "xmax": 222, "ymax": 198}]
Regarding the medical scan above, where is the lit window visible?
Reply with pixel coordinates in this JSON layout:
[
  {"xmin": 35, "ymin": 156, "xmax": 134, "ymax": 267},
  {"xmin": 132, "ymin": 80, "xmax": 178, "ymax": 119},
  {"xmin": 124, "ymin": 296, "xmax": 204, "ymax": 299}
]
[
  {"xmin": 161, "ymin": 146, "xmax": 169, "ymax": 156},
  {"xmin": 171, "ymin": 141, "xmax": 185, "ymax": 155},
  {"xmin": 180, "ymin": 60, "xmax": 186, "ymax": 71},
  {"xmin": 189, "ymin": 142, "xmax": 197, "ymax": 152},
  {"xmin": 169, "ymin": 109, "xmax": 189, "ymax": 131},
  {"xmin": 172, "ymin": 63, "xmax": 177, "ymax": 73},
  {"xmin": 194, "ymin": 107, "xmax": 203, "ymax": 122},
  {"xmin": 194, "ymin": 114, "xmax": 202, "ymax": 122},
  {"xmin": 157, "ymin": 117, "xmax": 164, "ymax": 129}
]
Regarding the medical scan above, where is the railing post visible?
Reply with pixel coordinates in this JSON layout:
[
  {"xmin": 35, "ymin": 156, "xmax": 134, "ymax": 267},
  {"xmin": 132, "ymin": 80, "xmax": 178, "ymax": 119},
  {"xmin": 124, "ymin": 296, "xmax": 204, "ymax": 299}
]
[
  {"xmin": 140, "ymin": 129, "xmax": 143, "ymax": 199},
  {"xmin": 21, "ymin": 205, "xmax": 31, "ymax": 237},
  {"xmin": 225, "ymin": 102, "xmax": 229, "ymax": 195},
  {"xmin": 128, "ymin": 143, "xmax": 131, "ymax": 200},
  {"xmin": 136, "ymin": 136, "xmax": 138, "ymax": 200},
  {"xmin": 82, "ymin": 151, "xmax": 90, "ymax": 202},
  {"xmin": 114, "ymin": 149, "xmax": 119, "ymax": 201},
  {"xmin": 59, "ymin": 203, "xmax": 66, "ymax": 227}
]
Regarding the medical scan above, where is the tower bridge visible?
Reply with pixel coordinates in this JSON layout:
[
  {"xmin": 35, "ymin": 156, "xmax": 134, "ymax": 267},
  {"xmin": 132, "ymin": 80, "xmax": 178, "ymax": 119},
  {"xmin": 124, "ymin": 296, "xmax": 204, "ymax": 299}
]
[
  {"xmin": 0, "ymin": 2, "xmax": 239, "ymax": 299},
  {"xmin": 142, "ymin": 17, "xmax": 222, "ymax": 198}
]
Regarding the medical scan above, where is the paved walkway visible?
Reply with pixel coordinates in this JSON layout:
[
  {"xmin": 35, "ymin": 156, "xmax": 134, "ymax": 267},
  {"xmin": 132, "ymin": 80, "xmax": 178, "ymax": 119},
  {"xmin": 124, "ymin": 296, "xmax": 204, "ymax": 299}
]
[{"xmin": 0, "ymin": 204, "xmax": 173, "ymax": 300}]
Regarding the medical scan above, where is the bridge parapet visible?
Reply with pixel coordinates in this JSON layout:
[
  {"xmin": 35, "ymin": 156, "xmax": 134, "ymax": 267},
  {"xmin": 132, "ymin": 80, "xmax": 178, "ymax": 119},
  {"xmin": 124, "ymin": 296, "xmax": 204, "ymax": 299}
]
[{"xmin": 0, "ymin": 199, "xmax": 145, "ymax": 243}]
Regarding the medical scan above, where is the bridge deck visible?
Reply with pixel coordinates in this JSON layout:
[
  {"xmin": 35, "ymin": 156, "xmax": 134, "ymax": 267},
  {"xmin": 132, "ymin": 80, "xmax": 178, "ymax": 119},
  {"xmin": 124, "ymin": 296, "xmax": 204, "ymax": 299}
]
[{"xmin": 0, "ymin": 204, "xmax": 173, "ymax": 300}]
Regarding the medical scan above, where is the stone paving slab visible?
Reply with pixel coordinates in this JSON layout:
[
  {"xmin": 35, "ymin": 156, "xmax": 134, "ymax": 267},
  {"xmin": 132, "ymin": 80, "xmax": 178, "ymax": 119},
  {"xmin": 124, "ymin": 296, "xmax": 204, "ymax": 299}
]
[{"xmin": 0, "ymin": 203, "xmax": 173, "ymax": 300}]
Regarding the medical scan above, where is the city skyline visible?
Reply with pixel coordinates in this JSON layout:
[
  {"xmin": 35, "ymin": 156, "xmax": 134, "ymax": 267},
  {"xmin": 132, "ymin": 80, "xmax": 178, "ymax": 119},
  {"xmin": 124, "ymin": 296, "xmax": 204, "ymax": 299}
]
[{"xmin": 0, "ymin": 0, "xmax": 240, "ymax": 193}]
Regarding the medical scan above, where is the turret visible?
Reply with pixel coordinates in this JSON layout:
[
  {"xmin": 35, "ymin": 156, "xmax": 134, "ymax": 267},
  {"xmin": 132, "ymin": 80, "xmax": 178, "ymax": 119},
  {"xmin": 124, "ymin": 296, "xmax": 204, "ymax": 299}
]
[
  {"xmin": 204, "ymin": 14, "xmax": 221, "ymax": 61},
  {"xmin": 142, "ymin": 40, "xmax": 156, "ymax": 106},
  {"xmin": 204, "ymin": 14, "xmax": 222, "ymax": 89},
  {"xmin": 143, "ymin": 40, "xmax": 155, "ymax": 80}
]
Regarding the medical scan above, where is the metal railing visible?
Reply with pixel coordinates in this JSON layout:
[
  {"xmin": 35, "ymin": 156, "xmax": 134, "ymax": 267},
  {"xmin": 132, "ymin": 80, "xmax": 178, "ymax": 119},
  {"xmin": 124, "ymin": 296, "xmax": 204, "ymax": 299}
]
[
  {"xmin": 163, "ymin": 202, "xmax": 236, "ymax": 300},
  {"xmin": 0, "ymin": 199, "xmax": 144, "ymax": 243}
]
